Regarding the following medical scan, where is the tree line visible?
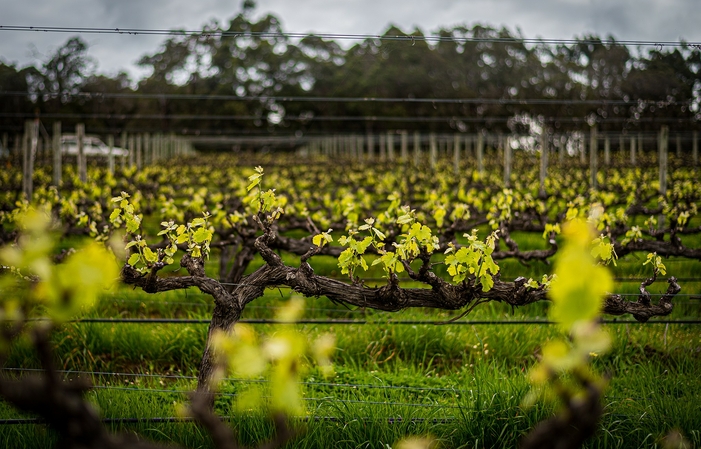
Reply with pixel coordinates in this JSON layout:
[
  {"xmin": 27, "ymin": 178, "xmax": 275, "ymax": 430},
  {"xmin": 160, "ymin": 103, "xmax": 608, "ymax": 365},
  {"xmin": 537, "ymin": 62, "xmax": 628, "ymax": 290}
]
[{"xmin": 1, "ymin": 1, "xmax": 700, "ymax": 149}]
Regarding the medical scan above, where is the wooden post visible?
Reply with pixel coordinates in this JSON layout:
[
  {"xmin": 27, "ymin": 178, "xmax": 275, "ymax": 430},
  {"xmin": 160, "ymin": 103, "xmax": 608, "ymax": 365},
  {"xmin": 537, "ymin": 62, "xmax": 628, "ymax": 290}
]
[
  {"xmin": 539, "ymin": 129, "xmax": 548, "ymax": 197},
  {"xmin": 120, "ymin": 131, "xmax": 127, "ymax": 169},
  {"xmin": 413, "ymin": 131, "xmax": 420, "ymax": 166},
  {"xmin": 76, "ymin": 123, "xmax": 86, "ymax": 183},
  {"xmin": 379, "ymin": 133, "xmax": 386, "ymax": 161},
  {"xmin": 387, "ymin": 131, "xmax": 394, "ymax": 161},
  {"xmin": 659, "ymin": 126, "xmax": 669, "ymax": 227},
  {"xmin": 630, "ymin": 136, "xmax": 636, "ymax": 165},
  {"xmin": 477, "ymin": 132, "xmax": 484, "ymax": 177},
  {"xmin": 107, "ymin": 134, "xmax": 115, "ymax": 174},
  {"xmin": 557, "ymin": 136, "xmax": 567, "ymax": 166},
  {"xmin": 14, "ymin": 134, "xmax": 21, "ymax": 166},
  {"xmin": 429, "ymin": 132, "xmax": 437, "ymax": 169},
  {"xmin": 638, "ymin": 132, "xmax": 643, "ymax": 159},
  {"xmin": 579, "ymin": 133, "xmax": 586, "ymax": 164},
  {"xmin": 52, "ymin": 122, "xmax": 61, "ymax": 187},
  {"xmin": 590, "ymin": 126, "xmax": 598, "ymax": 190},
  {"xmin": 400, "ymin": 131, "xmax": 408, "ymax": 161},
  {"xmin": 366, "ymin": 134, "xmax": 374, "ymax": 161},
  {"xmin": 23, "ymin": 120, "xmax": 38, "ymax": 199},
  {"xmin": 128, "ymin": 135, "xmax": 135, "ymax": 167},
  {"xmin": 503, "ymin": 136, "xmax": 512, "ymax": 187},
  {"xmin": 143, "ymin": 133, "xmax": 150, "ymax": 165},
  {"xmin": 453, "ymin": 133, "xmax": 461, "ymax": 175},
  {"xmin": 604, "ymin": 134, "xmax": 610, "ymax": 166},
  {"xmin": 693, "ymin": 131, "xmax": 698, "ymax": 166},
  {"xmin": 675, "ymin": 133, "xmax": 681, "ymax": 159},
  {"xmin": 136, "ymin": 134, "xmax": 143, "ymax": 170},
  {"xmin": 659, "ymin": 126, "xmax": 668, "ymax": 195},
  {"xmin": 619, "ymin": 134, "xmax": 625, "ymax": 161}
]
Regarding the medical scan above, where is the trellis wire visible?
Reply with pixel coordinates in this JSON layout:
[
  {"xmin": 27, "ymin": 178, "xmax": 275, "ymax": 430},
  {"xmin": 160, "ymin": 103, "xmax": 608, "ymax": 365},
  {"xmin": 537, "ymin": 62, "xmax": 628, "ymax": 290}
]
[{"xmin": 32, "ymin": 318, "xmax": 701, "ymax": 325}]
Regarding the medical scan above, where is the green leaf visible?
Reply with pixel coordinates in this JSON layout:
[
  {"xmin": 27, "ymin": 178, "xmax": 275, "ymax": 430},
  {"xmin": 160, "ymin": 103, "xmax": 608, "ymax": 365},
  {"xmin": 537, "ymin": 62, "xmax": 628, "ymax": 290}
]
[
  {"xmin": 143, "ymin": 247, "xmax": 158, "ymax": 264},
  {"xmin": 397, "ymin": 214, "xmax": 413, "ymax": 225},
  {"xmin": 193, "ymin": 227, "xmax": 212, "ymax": 244},
  {"xmin": 128, "ymin": 253, "xmax": 140, "ymax": 266}
]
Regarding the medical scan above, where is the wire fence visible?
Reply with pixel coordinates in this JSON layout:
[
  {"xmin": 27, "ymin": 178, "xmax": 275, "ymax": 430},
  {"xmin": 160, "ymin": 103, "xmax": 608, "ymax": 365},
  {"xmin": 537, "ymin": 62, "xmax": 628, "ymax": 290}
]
[
  {"xmin": 0, "ymin": 365, "xmax": 662, "ymax": 426},
  {"xmin": 31, "ymin": 317, "xmax": 701, "ymax": 325},
  {"xmin": 0, "ymin": 416, "xmax": 458, "ymax": 426}
]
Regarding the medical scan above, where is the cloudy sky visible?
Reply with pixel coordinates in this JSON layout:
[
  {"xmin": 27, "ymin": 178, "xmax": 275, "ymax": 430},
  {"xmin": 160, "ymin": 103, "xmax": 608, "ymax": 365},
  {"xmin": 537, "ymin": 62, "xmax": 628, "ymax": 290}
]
[{"xmin": 2, "ymin": 0, "xmax": 700, "ymax": 80}]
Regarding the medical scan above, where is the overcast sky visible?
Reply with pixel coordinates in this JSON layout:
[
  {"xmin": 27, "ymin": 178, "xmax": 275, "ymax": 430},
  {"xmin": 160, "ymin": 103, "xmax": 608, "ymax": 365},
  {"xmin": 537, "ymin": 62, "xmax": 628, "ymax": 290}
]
[{"xmin": 2, "ymin": 0, "xmax": 700, "ymax": 80}]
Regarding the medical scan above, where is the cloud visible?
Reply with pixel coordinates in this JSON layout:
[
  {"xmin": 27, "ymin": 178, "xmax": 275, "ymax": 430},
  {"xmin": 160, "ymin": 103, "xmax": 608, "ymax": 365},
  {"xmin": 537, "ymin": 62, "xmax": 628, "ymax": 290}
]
[{"xmin": 1, "ymin": 0, "xmax": 699, "ymax": 80}]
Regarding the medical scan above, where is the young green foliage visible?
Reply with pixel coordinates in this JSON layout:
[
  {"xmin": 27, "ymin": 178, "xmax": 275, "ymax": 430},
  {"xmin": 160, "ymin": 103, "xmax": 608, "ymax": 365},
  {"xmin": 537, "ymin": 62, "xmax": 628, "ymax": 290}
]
[
  {"xmin": 0, "ymin": 207, "xmax": 118, "ymax": 325},
  {"xmin": 444, "ymin": 230, "xmax": 500, "ymax": 291},
  {"xmin": 210, "ymin": 297, "xmax": 335, "ymax": 415}
]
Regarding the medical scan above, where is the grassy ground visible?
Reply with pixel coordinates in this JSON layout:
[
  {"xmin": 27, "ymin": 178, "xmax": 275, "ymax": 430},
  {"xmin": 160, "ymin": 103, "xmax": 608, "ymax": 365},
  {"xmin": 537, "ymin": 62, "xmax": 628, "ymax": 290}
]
[
  {"xmin": 2, "ymin": 228, "xmax": 700, "ymax": 449},
  {"xmin": 2, "ymin": 156, "xmax": 701, "ymax": 448}
]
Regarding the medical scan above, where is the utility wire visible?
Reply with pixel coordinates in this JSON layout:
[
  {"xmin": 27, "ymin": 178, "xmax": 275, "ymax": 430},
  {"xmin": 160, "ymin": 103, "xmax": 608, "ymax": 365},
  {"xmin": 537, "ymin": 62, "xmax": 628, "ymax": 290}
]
[
  {"xmin": 0, "ymin": 112, "xmax": 698, "ymax": 124},
  {"xmin": 1, "ymin": 25, "xmax": 699, "ymax": 48},
  {"xmin": 1, "ymin": 90, "xmax": 695, "ymax": 106}
]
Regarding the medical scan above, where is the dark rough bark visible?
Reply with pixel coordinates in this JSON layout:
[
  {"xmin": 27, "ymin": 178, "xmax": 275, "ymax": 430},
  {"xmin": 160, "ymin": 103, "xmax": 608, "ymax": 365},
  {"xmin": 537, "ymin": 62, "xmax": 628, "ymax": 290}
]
[
  {"xmin": 520, "ymin": 375, "xmax": 604, "ymax": 449},
  {"xmin": 121, "ymin": 225, "xmax": 682, "ymax": 394}
]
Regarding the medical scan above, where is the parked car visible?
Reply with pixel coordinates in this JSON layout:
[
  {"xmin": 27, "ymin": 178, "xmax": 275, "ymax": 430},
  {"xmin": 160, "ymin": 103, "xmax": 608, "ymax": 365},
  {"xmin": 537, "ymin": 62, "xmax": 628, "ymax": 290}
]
[{"xmin": 61, "ymin": 135, "xmax": 128, "ymax": 157}]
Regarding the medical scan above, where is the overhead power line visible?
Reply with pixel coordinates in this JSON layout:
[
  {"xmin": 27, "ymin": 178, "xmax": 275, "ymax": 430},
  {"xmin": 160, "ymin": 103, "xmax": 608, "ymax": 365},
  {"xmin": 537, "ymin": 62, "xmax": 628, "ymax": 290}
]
[
  {"xmin": 1, "ymin": 25, "xmax": 700, "ymax": 48},
  {"xmin": 1, "ymin": 90, "xmax": 694, "ymax": 105},
  {"xmin": 0, "ymin": 112, "xmax": 698, "ymax": 124}
]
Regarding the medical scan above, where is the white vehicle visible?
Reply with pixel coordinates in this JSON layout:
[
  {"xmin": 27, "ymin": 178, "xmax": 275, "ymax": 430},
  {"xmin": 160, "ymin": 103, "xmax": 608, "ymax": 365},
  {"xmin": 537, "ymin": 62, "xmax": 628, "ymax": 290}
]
[{"xmin": 61, "ymin": 135, "xmax": 129, "ymax": 158}]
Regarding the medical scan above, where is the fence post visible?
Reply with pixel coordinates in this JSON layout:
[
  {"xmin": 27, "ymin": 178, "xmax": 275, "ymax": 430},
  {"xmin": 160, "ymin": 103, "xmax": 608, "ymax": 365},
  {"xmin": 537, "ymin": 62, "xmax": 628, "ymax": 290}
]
[
  {"xmin": 453, "ymin": 133, "xmax": 461, "ymax": 175},
  {"xmin": 693, "ymin": 130, "xmax": 698, "ymax": 166},
  {"xmin": 659, "ymin": 126, "xmax": 668, "ymax": 195},
  {"xmin": 558, "ymin": 135, "xmax": 565, "ymax": 165},
  {"xmin": 13, "ymin": 134, "xmax": 20, "ymax": 166},
  {"xmin": 539, "ymin": 129, "xmax": 548, "ymax": 198},
  {"xmin": 52, "ymin": 122, "xmax": 61, "ymax": 187},
  {"xmin": 107, "ymin": 134, "xmax": 115, "ymax": 175},
  {"xmin": 477, "ymin": 132, "xmax": 484, "ymax": 177},
  {"xmin": 23, "ymin": 120, "xmax": 38, "ymax": 199},
  {"xmin": 378, "ymin": 133, "xmax": 385, "ymax": 161},
  {"xmin": 579, "ymin": 132, "xmax": 586, "ymax": 164},
  {"xmin": 619, "ymin": 134, "xmax": 625, "ymax": 162},
  {"xmin": 604, "ymin": 134, "xmax": 610, "ymax": 166},
  {"xmin": 413, "ymin": 131, "xmax": 420, "ymax": 166},
  {"xmin": 120, "ymin": 131, "xmax": 127, "ymax": 169},
  {"xmin": 366, "ymin": 134, "xmax": 374, "ymax": 161},
  {"xmin": 387, "ymin": 131, "xmax": 395, "ymax": 161},
  {"xmin": 630, "ymin": 136, "xmax": 636, "ymax": 165},
  {"xmin": 76, "ymin": 123, "xmax": 86, "ymax": 183},
  {"xmin": 400, "ymin": 131, "xmax": 408, "ymax": 161},
  {"xmin": 503, "ymin": 136, "xmax": 512, "ymax": 187},
  {"xmin": 638, "ymin": 132, "xmax": 643, "ymax": 159},
  {"xmin": 659, "ymin": 126, "xmax": 669, "ymax": 227},
  {"xmin": 429, "ymin": 132, "xmax": 437, "ymax": 169},
  {"xmin": 136, "ymin": 134, "xmax": 142, "ymax": 170},
  {"xmin": 465, "ymin": 134, "xmax": 473, "ymax": 160},
  {"xmin": 590, "ymin": 126, "xmax": 598, "ymax": 190}
]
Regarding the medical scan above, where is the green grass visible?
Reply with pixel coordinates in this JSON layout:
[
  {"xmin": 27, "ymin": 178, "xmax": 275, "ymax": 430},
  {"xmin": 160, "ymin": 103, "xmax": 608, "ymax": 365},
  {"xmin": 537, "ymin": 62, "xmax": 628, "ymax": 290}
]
[{"xmin": 3, "ymin": 196, "xmax": 701, "ymax": 447}]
